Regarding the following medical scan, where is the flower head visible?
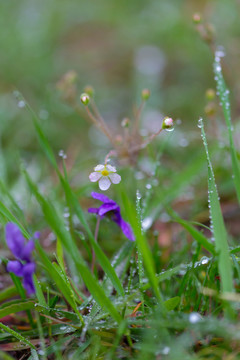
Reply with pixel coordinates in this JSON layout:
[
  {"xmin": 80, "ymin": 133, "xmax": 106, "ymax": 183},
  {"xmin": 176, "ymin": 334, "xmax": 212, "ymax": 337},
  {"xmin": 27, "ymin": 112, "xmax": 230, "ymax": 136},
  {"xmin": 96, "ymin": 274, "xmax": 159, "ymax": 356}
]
[
  {"xmin": 5, "ymin": 223, "xmax": 36, "ymax": 295},
  {"xmin": 88, "ymin": 192, "xmax": 135, "ymax": 241},
  {"xmin": 162, "ymin": 116, "xmax": 174, "ymax": 131},
  {"xmin": 89, "ymin": 164, "xmax": 121, "ymax": 191}
]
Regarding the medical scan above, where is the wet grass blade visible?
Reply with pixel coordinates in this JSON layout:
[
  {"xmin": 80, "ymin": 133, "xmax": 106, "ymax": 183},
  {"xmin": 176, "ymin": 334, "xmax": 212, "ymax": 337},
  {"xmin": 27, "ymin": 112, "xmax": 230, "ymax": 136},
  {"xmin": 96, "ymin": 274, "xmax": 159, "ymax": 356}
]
[
  {"xmin": 0, "ymin": 322, "xmax": 36, "ymax": 350},
  {"xmin": 121, "ymin": 190, "xmax": 166, "ymax": 312},
  {"xmin": 23, "ymin": 170, "xmax": 122, "ymax": 323},
  {"xmin": 200, "ymin": 118, "xmax": 234, "ymax": 293},
  {"xmin": 24, "ymin": 99, "xmax": 124, "ymax": 297},
  {"xmin": 168, "ymin": 208, "xmax": 216, "ymax": 255},
  {"xmin": 214, "ymin": 55, "xmax": 240, "ymax": 204}
]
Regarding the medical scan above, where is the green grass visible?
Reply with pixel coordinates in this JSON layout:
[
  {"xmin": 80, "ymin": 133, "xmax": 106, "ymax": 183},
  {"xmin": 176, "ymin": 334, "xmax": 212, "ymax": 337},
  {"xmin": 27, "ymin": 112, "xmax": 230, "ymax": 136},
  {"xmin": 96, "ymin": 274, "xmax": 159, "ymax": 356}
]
[{"xmin": 1, "ymin": 2, "xmax": 240, "ymax": 358}]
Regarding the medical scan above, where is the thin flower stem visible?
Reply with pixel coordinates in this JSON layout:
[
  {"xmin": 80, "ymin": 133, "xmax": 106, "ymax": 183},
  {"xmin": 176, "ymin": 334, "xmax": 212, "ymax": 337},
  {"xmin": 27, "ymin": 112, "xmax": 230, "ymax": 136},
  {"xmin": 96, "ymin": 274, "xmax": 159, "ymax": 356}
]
[
  {"xmin": 130, "ymin": 127, "xmax": 163, "ymax": 154},
  {"xmin": 133, "ymin": 100, "xmax": 145, "ymax": 135},
  {"xmin": 85, "ymin": 106, "xmax": 116, "ymax": 147},
  {"xmin": 91, "ymin": 99, "xmax": 114, "ymax": 140},
  {"xmin": 91, "ymin": 215, "xmax": 101, "ymax": 273},
  {"xmin": 104, "ymin": 150, "xmax": 117, "ymax": 165}
]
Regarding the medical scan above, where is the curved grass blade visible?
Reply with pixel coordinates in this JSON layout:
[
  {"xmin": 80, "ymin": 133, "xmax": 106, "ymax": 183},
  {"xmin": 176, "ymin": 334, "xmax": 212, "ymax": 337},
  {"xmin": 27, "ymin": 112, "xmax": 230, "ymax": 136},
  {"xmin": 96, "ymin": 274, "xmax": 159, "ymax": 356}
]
[
  {"xmin": 0, "ymin": 301, "xmax": 35, "ymax": 318},
  {"xmin": 121, "ymin": 190, "xmax": 166, "ymax": 313},
  {"xmin": 214, "ymin": 55, "xmax": 240, "ymax": 204},
  {"xmin": 23, "ymin": 98, "xmax": 124, "ymax": 297},
  {"xmin": 167, "ymin": 208, "xmax": 216, "ymax": 255},
  {"xmin": 199, "ymin": 118, "xmax": 234, "ymax": 293},
  {"xmin": 23, "ymin": 170, "xmax": 122, "ymax": 323},
  {"xmin": 0, "ymin": 322, "xmax": 36, "ymax": 350}
]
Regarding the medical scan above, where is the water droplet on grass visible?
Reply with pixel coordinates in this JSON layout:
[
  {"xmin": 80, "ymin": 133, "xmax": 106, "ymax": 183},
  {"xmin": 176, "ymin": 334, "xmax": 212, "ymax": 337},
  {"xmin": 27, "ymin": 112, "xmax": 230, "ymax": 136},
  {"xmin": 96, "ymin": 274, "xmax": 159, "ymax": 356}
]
[
  {"xmin": 59, "ymin": 149, "xmax": 67, "ymax": 159},
  {"xmin": 18, "ymin": 100, "xmax": 25, "ymax": 108},
  {"xmin": 189, "ymin": 312, "xmax": 201, "ymax": 323},
  {"xmin": 197, "ymin": 118, "xmax": 203, "ymax": 128},
  {"xmin": 142, "ymin": 216, "xmax": 153, "ymax": 230}
]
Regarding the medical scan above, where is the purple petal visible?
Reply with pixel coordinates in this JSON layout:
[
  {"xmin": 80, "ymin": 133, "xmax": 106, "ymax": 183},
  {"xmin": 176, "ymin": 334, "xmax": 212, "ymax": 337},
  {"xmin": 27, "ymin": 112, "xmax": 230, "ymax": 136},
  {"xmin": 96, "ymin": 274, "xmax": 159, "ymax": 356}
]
[
  {"xmin": 88, "ymin": 207, "xmax": 99, "ymax": 214},
  {"xmin": 22, "ymin": 262, "xmax": 36, "ymax": 295},
  {"xmin": 23, "ymin": 274, "xmax": 35, "ymax": 295},
  {"xmin": 21, "ymin": 240, "xmax": 35, "ymax": 262},
  {"xmin": 22, "ymin": 262, "xmax": 36, "ymax": 276},
  {"xmin": 7, "ymin": 260, "xmax": 24, "ymax": 277},
  {"xmin": 91, "ymin": 192, "xmax": 115, "ymax": 204},
  {"xmin": 120, "ymin": 219, "xmax": 135, "ymax": 241},
  {"xmin": 98, "ymin": 203, "xmax": 120, "ymax": 216},
  {"xmin": 34, "ymin": 231, "xmax": 41, "ymax": 239},
  {"xmin": 5, "ymin": 223, "xmax": 25, "ymax": 259}
]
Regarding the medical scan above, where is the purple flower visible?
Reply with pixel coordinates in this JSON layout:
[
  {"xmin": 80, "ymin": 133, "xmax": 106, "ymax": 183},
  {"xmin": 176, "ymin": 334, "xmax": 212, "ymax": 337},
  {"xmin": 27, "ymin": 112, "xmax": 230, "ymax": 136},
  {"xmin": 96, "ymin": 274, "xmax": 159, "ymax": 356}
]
[
  {"xmin": 5, "ymin": 223, "xmax": 36, "ymax": 295},
  {"xmin": 88, "ymin": 192, "xmax": 135, "ymax": 241}
]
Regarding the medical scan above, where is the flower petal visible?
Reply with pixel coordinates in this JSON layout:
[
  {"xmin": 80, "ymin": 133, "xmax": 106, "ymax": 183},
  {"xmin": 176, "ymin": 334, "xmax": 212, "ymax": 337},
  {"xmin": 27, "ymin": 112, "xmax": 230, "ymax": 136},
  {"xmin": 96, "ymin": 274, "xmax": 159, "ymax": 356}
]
[
  {"xmin": 22, "ymin": 262, "xmax": 36, "ymax": 276},
  {"xmin": 21, "ymin": 240, "xmax": 35, "ymax": 262},
  {"xmin": 91, "ymin": 192, "xmax": 115, "ymax": 204},
  {"xmin": 7, "ymin": 260, "xmax": 24, "ymax": 277},
  {"xmin": 98, "ymin": 203, "xmax": 119, "ymax": 216},
  {"xmin": 5, "ymin": 222, "xmax": 25, "ymax": 259},
  {"xmin": 106, "ymin": 164, "xmax": 116, "ymax": 172},
  {"xmin": 120, "ymin": 219, "xmax": 135, "ymax": 241},
  {"xmin": 99, "ymin": 177, "xmax": 111, "ymax": 191},
  {"xmin": 109, "ymin": 173, "xmax": 121, "ymax": 184},
  {"xmin": 94, "ymin": 164, "xmax": 105, "ymax": 171},
  {"xmin": 88, "ymin": 207, "xmax": 99, "ymax": 214},
  {"xmin": 23, "ymin": 275, "xmax": 35, "ymax": 295},
  {"xmin": 89, "ymin": 172, "xmax": 102, "ymax": 182}
]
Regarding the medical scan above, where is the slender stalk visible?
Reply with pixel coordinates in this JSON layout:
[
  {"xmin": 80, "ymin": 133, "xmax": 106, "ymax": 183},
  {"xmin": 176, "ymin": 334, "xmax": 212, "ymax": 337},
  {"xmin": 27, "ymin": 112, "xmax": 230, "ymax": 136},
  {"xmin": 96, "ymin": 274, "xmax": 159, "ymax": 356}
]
[
  {"xmin": 133, "ymin": 100, "xmax": 145, "ymax": 135},
  {"xmin": 85, "ymin": 106, "xmax": 116, "ymax": 146},
  {"xmin": 91, "ymin": 215, "xmax": 101, "ymax": 273}
]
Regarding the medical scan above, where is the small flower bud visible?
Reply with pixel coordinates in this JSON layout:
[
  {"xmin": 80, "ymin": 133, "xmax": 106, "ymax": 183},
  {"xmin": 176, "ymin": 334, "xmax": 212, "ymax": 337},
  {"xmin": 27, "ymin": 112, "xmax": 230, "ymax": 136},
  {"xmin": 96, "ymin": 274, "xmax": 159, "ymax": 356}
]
[
  {"xmin": 115, "ymin": 135, "xmax": 123, "ymax": 145},
  {"xmin": 80, "ymin": 93, "xmax": 90, "ymax": 106},
  {"xmin": 141, "ymin": 88, "xmax": 151, "ymax": 101},
  {"xmin": 204, "ymin": 103, "xmax": 216, "ymax": 117},
  {"xmin": 192, "ymin": 13, "xmax": 201, "ymax": 24},
  {"xmin": 162, "ymin": 117, "xmax": 174, "ymax": 131},
  {"xmin": 84, "ymin": 85, "xmax": 94, "ymax": 97},
  {"xmin": 121, "ymin": 117, "xmax": 130, "ymax": 128},
  {"xmin": 205, "ymin": 88, "xmax": 215, "ymax": 101}
]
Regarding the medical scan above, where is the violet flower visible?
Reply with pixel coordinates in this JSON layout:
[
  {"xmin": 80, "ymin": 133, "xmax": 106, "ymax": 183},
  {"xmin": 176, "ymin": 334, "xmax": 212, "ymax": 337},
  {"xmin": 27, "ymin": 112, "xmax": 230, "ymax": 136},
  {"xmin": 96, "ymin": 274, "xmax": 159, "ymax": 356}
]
[
  {"xmin": 5, "ymin": 223, "xmax": 36, "ymax": 295},
  {"xmin": 88, "ymin": 192, "xmax": 135, "ymax": 241}
]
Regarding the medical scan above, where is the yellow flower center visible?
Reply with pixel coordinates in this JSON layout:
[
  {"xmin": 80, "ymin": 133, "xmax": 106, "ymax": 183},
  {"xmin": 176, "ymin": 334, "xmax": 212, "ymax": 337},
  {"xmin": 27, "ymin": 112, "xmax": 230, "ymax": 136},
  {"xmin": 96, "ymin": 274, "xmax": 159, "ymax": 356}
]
[{"xmin": 101, "ymin": 169, "xmax": 109, "ymax": 176}]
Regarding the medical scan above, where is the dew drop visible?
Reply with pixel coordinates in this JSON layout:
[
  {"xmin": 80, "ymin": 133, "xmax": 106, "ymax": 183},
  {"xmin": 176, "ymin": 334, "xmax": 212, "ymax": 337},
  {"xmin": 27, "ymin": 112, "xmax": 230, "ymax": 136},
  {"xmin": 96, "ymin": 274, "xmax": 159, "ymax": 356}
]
[
  {"xmin": 189, "ymin": 312, "xmax": 202, "ymax": 324},
  {"xmin": 197, "ymin": 118, "xmax": 203, "ymax": 128},
  {"xmin": 58, "ymin": 149, "xmax": 67, "ymax": 159},
  {"xmin": 18, "ymin": 100, "xmax": 26, "ymax": 108},
  {"xmin": 165, "ymin": 126, "xmax": 174, "ymax": 132}
]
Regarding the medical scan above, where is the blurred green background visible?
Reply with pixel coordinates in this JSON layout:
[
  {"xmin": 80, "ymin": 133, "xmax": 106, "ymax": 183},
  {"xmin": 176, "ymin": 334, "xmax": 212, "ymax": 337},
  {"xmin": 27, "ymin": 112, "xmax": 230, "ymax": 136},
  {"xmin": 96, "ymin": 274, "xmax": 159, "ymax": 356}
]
[{"xmin": 0, "ymin": 0, "xmax": 240, "ymax": 207}]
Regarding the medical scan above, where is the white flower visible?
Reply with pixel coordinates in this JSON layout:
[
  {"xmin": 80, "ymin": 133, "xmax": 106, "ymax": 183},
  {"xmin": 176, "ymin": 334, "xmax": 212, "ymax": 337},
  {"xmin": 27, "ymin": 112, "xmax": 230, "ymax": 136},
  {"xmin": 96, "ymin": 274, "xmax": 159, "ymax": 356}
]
[{"xmin": 89, "ymin": 164, "xmax": 121, "ymax": 191}]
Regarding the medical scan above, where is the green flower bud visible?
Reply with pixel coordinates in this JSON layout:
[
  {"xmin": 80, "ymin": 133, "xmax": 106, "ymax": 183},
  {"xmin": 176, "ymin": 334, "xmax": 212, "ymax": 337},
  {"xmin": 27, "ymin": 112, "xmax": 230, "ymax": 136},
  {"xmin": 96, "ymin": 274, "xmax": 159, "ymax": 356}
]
[
  {"xmin": 205, "ymin": 88, "xmax": 215, "ymax": 101},
  {"xmin": 80, "ymin": 93, "xmax": 90, "ymax": 106},
  {"xmin": 84, "ymin": 85, "xmax": 94, "ymax": 97},
  {"xmin": 121, "ymin": 118, "xmax": 130, "ymax": 128},
  {"xmin": 162, "ymin": 117, "xmax": 174, "ymax": 131},
  {"xmin": 141, "ymin": 88, "xmax": 151, "ymax": 101},
  {"xmin": 192, "ymin": 13, "xmax": 201, "ymax": 24}
]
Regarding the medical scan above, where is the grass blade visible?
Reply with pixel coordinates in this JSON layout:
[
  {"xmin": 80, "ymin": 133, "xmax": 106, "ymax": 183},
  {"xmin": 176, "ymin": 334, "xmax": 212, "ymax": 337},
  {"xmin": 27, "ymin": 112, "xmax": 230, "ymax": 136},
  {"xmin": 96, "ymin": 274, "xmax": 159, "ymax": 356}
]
[
  {"xmin": 199, "ymin": 117, "xmax": 234, "ymax": 293},
  {"xmin": 121, "ymin": 190, "xmax": 166, "ymax": 313},
  {"xmin": 168, "ymin": 208, "xmax": 216, "ymax": 255},
  {"xmin": 214, "ymin": 55, "xmax": 240, "ymax": 204},
  {"xmin": 24, "ymin": 99, "xmax": 124, "ymax": 297},
  {"xmin": 23, "ymin": 170, "xmax": 122, "ymax": 323},
  {"xmin": 0, "ymin": 322, "xmax": 36, "ymax": 350}
]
